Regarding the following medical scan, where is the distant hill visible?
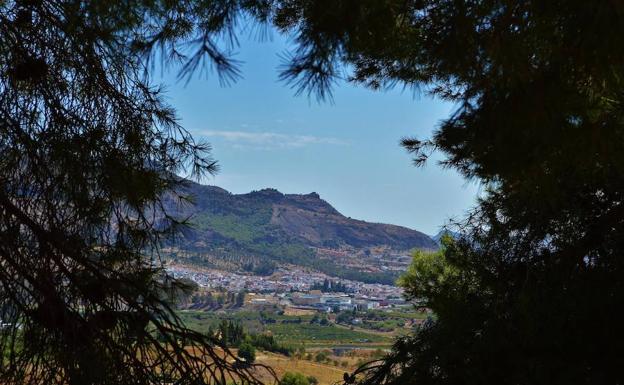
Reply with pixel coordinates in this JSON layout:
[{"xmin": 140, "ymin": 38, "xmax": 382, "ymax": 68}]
[{"xmin": 163, "ymin": 179, "xmax": 437, "ymax": 284}]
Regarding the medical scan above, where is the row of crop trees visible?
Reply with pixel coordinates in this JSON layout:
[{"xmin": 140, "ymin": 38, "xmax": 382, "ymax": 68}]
[
  {"xmin": 181, "ymin": 289, "xmax": 246, "ymax": 310},
  {"xmin": 208, "ymin": 320, "xmax": 295, "ymax": 363},
  {"xmin": 166, "ymin": 277, "xmax": 250, "ymax": 310},
  {"xmin": 310, "ymin": 279, "xmax": 351, "ymax": 293}
]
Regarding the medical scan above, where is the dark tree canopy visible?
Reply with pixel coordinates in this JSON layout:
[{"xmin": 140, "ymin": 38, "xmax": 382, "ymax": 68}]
[
  {"xmin": 0, "ymin": 0, "xmax": 276, "ymax": 384},
  {"xmin": 271, "ymin": 1, "xmax": 624, "ymax": 384}
]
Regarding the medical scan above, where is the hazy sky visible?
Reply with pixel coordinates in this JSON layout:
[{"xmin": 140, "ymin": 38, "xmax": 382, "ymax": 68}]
[{"xmin": 157, "ymin": 32, "xmax": 479, "ymax": 235}]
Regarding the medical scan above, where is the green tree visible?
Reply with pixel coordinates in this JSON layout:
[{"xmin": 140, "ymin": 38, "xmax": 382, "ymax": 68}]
[
  {"xmin": 281, "ymin": 372, "xmax": 310, "ymax": 385},
  {"xmin": 315, "ymin": 350, "xmax": 329, "ymax": 363},
  {"xmin": 336, "ymin": 311, "xmax": 352, "ymax": 325},
  {"xmin": 237, "ymin": 342, "xmax": 256, "ymax": 364},
  {"xmin": 236, "ymin": 290, "xmax": 246, "ymax": 307}
]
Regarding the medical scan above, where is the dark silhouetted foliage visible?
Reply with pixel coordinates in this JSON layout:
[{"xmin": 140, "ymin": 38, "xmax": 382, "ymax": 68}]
[
  {"xmin": 0, "ymin": 1, "xmax": 278, "ymax": 384},
  {"xmin": 268, "ymin": 1, "xmax": 624, "ymax": 385}
]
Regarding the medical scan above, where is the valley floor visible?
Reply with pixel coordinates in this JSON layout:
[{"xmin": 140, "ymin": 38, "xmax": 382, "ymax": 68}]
[{"xmin": 253, "ymin": 351, "xmax": 356, "ymax": 385}]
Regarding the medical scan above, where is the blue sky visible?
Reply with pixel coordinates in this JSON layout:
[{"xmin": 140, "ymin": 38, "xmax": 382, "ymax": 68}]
[{"xmin": 156, "ymin": 32, "xmax": 479, "ymax": 235}]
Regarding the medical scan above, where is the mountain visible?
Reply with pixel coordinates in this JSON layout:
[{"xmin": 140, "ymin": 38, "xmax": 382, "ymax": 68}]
[{"xmin": 163, "ymin": 180, "xmax": 437, "ymax": 284}]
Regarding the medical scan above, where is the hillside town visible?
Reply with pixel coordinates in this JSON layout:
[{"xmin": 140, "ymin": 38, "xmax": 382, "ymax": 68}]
[{"xmin": 167, "ymin": 263, "xmax": 408, "ymax": 312}]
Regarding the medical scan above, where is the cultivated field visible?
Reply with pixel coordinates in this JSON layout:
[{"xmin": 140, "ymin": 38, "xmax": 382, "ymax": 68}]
[{"xmin": 253, "ymin": 351, "xmax": 359, "ymax": 385}]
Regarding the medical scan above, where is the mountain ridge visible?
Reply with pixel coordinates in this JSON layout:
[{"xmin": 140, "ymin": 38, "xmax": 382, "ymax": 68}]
[{"xmin": 164, "ymin": 179, "xmax": 437, "ymax": 284}]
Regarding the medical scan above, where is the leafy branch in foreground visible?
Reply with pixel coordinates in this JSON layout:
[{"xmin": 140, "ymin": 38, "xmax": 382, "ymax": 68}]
[
  {"xmin": 0, "ymin": 0, "xmax": 276, "ymax": 384},
  {"xmin": 271, "ymin": 1, "xmax": 624, "ymax": 384}
]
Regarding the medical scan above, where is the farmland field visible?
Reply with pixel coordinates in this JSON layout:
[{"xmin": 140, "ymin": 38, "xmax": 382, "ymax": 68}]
[
  {"xmin": 178, "ymin": 310, "xmax": 392, "ymax": 348},
  {"xmin": 253, "ymin": 351, "xmax": 356, "ymax": 385}
]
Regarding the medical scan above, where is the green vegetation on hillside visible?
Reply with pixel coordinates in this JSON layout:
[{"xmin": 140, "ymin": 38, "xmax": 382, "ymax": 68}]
[
  {"xmin": 169, "ymin": 183, "xmax": 434, "ymax": 285},
  {"xmin": 178, "ymin": 310, "xmax": 391, "ymax": 348},
  {"xmin": 281, "ymin": 372, "xmax": 312, "ymax": 385}
]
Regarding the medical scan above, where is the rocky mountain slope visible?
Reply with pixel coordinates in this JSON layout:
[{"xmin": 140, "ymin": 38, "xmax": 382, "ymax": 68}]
[{"xmin": 163, "ymin": 180, "xmax": 436, "ymax": 284}]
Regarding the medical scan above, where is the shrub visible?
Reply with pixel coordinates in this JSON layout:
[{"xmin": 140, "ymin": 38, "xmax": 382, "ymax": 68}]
[
  {"xmin": 314, "ymin": 351, "xmax": 329, "ymax": 362},
  {"xmin": 237, "ymin": 342, "xmax": 255, "ymax": 364},
  {"xmin": 281, "ymin": 372, "xmax": 309, "ymax": 385}
]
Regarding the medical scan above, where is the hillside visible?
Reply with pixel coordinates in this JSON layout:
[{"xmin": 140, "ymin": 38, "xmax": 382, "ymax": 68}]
[{"xmin": 163, "ymin": 180, "xmax": 436, "ymax": 284}]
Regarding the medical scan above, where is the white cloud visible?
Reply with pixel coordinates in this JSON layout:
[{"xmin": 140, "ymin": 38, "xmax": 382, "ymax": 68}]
[{"xmin": 196, "ymin": 130, "xmax": 349, "ymax": 149}]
